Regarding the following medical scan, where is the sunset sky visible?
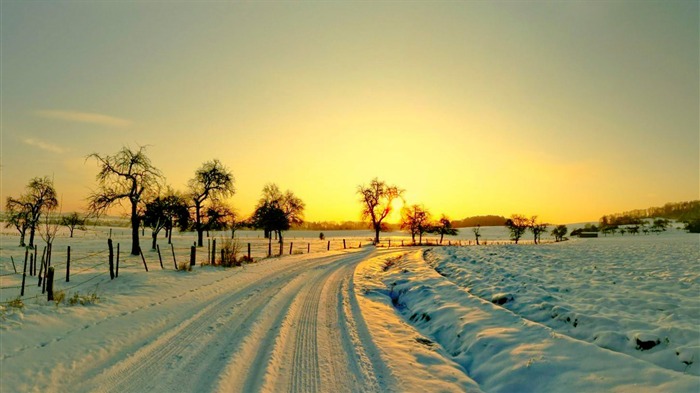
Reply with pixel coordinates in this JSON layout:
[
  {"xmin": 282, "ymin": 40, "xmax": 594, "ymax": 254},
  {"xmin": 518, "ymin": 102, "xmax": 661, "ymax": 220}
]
[{"xmin": 2, "ymin": 1, "xmax": 698, "ymax": 225}]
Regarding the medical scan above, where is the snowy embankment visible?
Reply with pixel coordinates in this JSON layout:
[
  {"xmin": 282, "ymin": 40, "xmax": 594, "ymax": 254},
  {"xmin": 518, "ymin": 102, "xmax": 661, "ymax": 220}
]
[
  {"xmin": 1, "ymin": 244, "xmax": 480, "ymax": 393},
  {"xmin": 359, "ymin": 245, "xmax": 699, "ymax": 392}
]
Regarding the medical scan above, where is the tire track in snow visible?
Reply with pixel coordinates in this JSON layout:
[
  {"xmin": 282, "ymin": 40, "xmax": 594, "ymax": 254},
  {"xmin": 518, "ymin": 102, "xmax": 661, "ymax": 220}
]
[{"xmin": 76, "ymin": 255, "xmax": 334, "ymax": 393}]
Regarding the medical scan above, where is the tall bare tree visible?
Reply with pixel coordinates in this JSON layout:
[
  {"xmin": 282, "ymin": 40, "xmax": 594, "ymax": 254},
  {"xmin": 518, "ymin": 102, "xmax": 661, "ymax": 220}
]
[
  {"xmin": 358, "ymin": 178, "xmax": 404, "ymax": 244},
  {"xmin": 87, "ymin": 146, "xmax": 163, "ymax": 255},
  {"xmin": 529, "ymin": 216, "xmax": 548, "ymax": 244},
  {"xmin": 5, "ymin": 176, "xmax": 59, "ymax": 249},
  {"xmin": 187, "ymin": 159, "xmax": 235, "ymax": 247},
  {"xmin": 400, "ymin": 204, "xmax": 431, "ymax": 245}
]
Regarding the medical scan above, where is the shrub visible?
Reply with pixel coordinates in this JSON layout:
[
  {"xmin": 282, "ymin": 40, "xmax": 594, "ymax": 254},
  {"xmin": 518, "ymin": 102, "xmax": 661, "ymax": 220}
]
[
  {"xmin": 218, "ymin": 238, "xmax": 241, "ymax": 267},
  {"xmin": 53, "ymin": 290, "xmax": 66, "ymax": 305},
  {"xmin": 67, "ymin": 290, "xmax": 99, "ymax": 306},
  {"xmin": 178, "ymin": 261, "xmax": 192, "ymax": 271},
  {"xmin": 7, "ymin": 297, "xmax": 24, "ymax": 310}
]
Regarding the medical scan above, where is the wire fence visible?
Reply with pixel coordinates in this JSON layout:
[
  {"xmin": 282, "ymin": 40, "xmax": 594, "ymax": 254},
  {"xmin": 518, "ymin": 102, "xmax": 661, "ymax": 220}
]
[{"xmin": 0, "ymin": 231, "xmax": 552, "ymax": 304}]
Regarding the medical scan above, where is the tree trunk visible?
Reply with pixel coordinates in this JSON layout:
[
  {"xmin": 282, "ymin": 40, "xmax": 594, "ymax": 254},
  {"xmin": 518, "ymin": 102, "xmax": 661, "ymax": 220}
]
[
  {"xmin": 440, "ymin": 233, "xmax": 444, "ymax": 244},
  {"xmin": 152, "ymin": 232, "xmax": 158, "ymax": 250},
  {"xmin": 28, "ymin": 226, "xmax": 36, "ymax": 249},
  {"xmin": 195, "ymin": 204, "xmax": 204, "ymax": 247},
  {"xmin": 374, "ymin": 225, "xmax": 380, "ymax": 244},
  {"xmin": 131, "ymin": 202, "xmax": 140, "ymax": 255}
]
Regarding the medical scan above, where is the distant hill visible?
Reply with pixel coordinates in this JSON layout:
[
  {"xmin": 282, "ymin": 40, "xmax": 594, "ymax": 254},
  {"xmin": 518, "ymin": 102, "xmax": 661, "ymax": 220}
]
[
  {"xmin": 452, "ymin": 215, "xmax": 508, "ymax": 228},
  {"xmin": 600, "ymin": 200, "xmax": 700, "ymax": 225}
]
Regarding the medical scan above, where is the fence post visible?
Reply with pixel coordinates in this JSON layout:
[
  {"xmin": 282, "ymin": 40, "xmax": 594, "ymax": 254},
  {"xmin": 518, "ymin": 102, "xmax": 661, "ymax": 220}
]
[
  {"xmin": 388, "ymin": 239, "xmax": 391, "ymax": 248},
  {"xmin": 66, "ymin": 246, "xmax": 71, "ymax": 282},
  {"xmin": 190, "ymin": 246, "xmax": 196, "ymax": 267},
  {"xmin": 327, "ymin": 240, "xmax": 330, "ymax": 251},
  {"xmin": 289, "ymin": 242, "xmax": 293, "ymax": 255},
  {"xmin": 20, "ymin": 248, "xmax": 28, "ymax": 297},
  {"xmin": 116, "ymin": 243, "xmax": 120, "ymax": 278},
  {"xmin": 38, "ymin": 247, "xmax": 46, "ymax": 287},
  {"xmin": 248, "ymin": 243, "xmax": 251, "ymax": 261},
  {"xmin": 108, "ymin": 239, "xmax": 115, "ymax": 280},
  {"xmin": 33, "ymin": 247, "xmax": 38, "ymax": 276},
  {"xmin": 401, "ymin": 240, "xmax": 404, "ymax": 247},
  {"xmin": 46, "ymin": 266, "xmax": 54, "ymax": 301},
  {"xmin": 157, "ymin": 244, "xmax": 164, "ymax": 269},
  {"xmin": 139, "ymin": 247, "xmax": 149, "ymax": 272},
  {"xmin": 211, "ymin": 239, "xmax": 216, "ymax": 266},
  {"xmin": 171, "ymin": 243, "xmax": 177, "ymax": 269},
  {"xmin": 343, "ymin": 239, "xmax": 346, "ymax": 249},
  {"xmin": 47, "ymin": 267, "xmax": 55, "ymax": 301},
  {"xmin": 307, "ymin": 243, "xmax": 310, "ymax": 253}
]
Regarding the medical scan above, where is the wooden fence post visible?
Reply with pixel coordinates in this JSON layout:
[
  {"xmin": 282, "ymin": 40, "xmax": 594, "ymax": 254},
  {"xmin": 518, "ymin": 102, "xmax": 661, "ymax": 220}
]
[
  {"xmin": 190, "ymin": 246, "xmax": 196, "ymax": 267},
  {"xmin": 116, "ymin": 243, "xmax": 120, "ymax": 277},
  {"xmin": 388, "ymin": 239, "xmax": 391, "ymax": 248},
  {"xmin": 38, "ymin": 247, "xmax": 46, "ymax": 287},
  {"xmin": 157, "ymin": 244, "xmax": 164, "ymax": 269},
  {"xmin": 66, "ymin": 246, "xmax": 71, "ymax": 282},
  {"xmin": 47, "ymin": 267, "xmax": 55, "ymax": 301},
  {"xmin": 248, "ymin": 243, "xmax": 251, "ymax": 261},
  {"xmin": 327, "ymin": 240, "xmax": 330, "ymax": 251},
  {"xmin": 20, "ymin": 248, "xmax": 28, "ymax": 297},
  {"xmin": 171, "ymin": 243, "xmax": 177, "ymax": 269},
  {"xmin": 307, "ymin": 243, "xmax": 310, "ymax": 253},
  {"xmin": 33, "ymin": 247, "xmax": 38, "ymax": 276},
  {"xmin": 139, "ymin": 247, "xmax": 149, "ymax": 271},
  {"xmin": 211, "ymin": 239, "xmax": 216, "ymax": 266},
  {"xmin": 343, "ymin": 239, "xmax": 346, "ymax": 249},
  {"xmin": 108, "ymin": 239, "xmax": 115, "ymax": 279},
  {"xmin": 220, "ymin": 249, "xmax": 224, "ymax": 266}
]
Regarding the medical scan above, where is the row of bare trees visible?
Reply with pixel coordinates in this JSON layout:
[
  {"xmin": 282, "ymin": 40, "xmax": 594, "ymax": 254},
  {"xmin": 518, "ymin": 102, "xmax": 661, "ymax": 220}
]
[
  {"xmin": 5, "ymin": 146, "xmax": 307, "ymax": 258},
  {"xmin": 87, "ymin": 146, "xmax": 307, "ymax": 256}
]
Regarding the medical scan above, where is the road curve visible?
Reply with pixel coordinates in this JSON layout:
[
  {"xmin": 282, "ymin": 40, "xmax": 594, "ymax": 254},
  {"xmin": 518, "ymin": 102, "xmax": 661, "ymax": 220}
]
[{"xmin": 70, "ymin": 248, "xmax": 392, "ymax": 393}]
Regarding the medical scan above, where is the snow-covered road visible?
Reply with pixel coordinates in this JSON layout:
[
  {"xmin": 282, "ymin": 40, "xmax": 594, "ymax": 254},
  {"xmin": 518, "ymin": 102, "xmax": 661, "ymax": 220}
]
[{"xmin": 1, "ymin": 247, "xmax": 472, "ymax": 393}]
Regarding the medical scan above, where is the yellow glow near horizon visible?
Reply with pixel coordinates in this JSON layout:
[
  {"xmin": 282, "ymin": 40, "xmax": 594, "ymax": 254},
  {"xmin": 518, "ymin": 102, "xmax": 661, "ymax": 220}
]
[{"xmin": 2, "ymin": 2, "xmax": 697, "ymax": 226}]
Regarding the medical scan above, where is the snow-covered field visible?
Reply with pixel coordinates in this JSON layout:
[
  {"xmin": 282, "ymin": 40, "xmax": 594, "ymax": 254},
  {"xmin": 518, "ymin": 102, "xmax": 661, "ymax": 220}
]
[{"xmin": 1, "ymin": 228, "xmax": 698, "ymax": 392}]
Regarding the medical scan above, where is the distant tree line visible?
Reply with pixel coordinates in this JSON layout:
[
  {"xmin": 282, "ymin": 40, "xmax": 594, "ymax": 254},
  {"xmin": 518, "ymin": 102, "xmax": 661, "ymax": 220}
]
[
  {"xmin": 600, "ymin": 200, "xmax": 699, "ymax": 227},
  {"xmin": 452, "ymin": 215, "xmax": 507, "ymax": 228}
]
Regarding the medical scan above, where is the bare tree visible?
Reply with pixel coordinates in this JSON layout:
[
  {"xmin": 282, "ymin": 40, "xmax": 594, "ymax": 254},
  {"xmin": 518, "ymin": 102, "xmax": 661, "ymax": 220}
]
[
  {"xmin": 5, "ymin": 176, "xmax": 59, "ymax": 249},
  {"xmin": 400, "ymin": 204, "xmax": 431, "ymax": 245},
  {"xmin": 472, "ymin": 225, "xmax": 482, "ymax": 245},
  {"xmin": 87, "ymin": 146, "xmax": 163, "ymax": 255},
  {"xmin": 505, "ymin": 214, "xmax": 529, "ymax": 244},
  {"xmin": 187, "ymin": 159, "xmax": 235, "ymax": 247},
  {"xmin": 529, "ymin": 216, "xmax": 548, "ymax": 244},
  {"xmin": 357, "ymin": 178, "xmax": 404, "ymax": 244},
  {"xmin": 433, "ymin": 215, "xmax": 458, "ymax": 244},
  {"xmin": 4, "ymin": 198, "xmax": 30, "ymax": 246},
  {"xmin": 253, "ymin": 184, "xmax": 304, "ymax": 243},
  {"xmin": 61, "ymin": 212, "xmax": 86, "ymax": 238}
]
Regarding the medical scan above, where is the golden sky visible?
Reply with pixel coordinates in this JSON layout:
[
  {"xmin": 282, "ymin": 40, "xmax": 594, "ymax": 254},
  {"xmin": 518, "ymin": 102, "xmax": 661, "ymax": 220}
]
[{"xmin": 2, "ymin": 1, "xmax": 698, "ymax": 224}]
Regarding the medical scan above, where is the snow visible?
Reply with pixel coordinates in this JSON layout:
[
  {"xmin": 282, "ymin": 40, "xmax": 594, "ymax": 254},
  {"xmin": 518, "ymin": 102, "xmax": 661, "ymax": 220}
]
[
  {"xmin": 1, "ymin": 228, "xmax": 698, "ymax": 392},
  {"xmin": 360, "ymin": 233, "xmax": 699, "ymax": 392}
]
